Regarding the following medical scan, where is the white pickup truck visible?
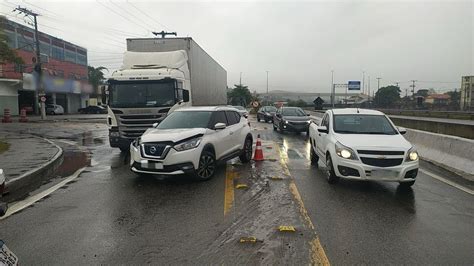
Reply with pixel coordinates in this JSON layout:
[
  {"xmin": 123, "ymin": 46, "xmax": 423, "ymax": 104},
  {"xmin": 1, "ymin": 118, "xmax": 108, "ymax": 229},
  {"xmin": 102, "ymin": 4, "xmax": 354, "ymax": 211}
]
[{"xmin": 308, "ymin": 108, "xmax": 419, "ymax": 187}]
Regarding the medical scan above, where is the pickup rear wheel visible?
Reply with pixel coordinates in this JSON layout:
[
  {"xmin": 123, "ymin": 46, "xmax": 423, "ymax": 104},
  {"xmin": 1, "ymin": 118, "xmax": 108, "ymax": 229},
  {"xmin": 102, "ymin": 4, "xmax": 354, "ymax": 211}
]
[
  {"xmin": 194, "ymin": 150, "xmax": 216, "ymax": 181},
  {"xmin": 239, "ymin": 137, "xmax": 253, "ymax": 163},
  {"xmin": 326, "ymin": 155, "xmax": 339, "ymax": 184}
]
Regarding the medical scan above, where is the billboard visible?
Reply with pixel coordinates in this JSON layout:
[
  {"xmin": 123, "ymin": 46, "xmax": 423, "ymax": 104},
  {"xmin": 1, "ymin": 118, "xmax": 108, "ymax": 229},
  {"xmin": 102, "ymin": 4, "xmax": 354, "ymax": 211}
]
[{"xmin": 348, "ymin": 81, "xmax": 361, "ymax": 90}]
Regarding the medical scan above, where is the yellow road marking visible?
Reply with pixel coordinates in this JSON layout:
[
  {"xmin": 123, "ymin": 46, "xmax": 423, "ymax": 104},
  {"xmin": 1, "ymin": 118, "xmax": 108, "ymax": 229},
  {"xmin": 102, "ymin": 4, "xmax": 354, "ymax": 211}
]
[
  {"xmin": 275, "ymin": 144, "xmax": 330, "ymax": 265},
  {"xmin": 224, "ymin": 165, "xmax": 235, "ymax": 216}
]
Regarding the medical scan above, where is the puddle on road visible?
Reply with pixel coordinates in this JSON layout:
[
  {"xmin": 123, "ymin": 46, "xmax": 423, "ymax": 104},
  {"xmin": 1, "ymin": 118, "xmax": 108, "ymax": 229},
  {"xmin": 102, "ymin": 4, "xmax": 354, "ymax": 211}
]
[{"xmin": 54, "ymin": 149, "xmax": 91, "ymax": 177}]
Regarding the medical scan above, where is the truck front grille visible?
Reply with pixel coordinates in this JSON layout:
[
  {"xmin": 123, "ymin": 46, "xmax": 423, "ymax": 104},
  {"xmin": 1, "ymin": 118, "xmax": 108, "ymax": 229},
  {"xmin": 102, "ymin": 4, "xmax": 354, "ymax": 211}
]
[{"xmin": 118, "ymin": 114, "xmax": 165, "ymax": 139}]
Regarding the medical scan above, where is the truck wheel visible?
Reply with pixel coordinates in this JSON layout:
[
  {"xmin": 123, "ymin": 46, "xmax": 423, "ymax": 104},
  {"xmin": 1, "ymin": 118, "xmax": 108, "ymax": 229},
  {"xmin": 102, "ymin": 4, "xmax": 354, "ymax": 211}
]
[
  {"xmin": 239, "ymin": 137, "xmax": 253, "ymax": 163},
  {"xmin": 310, "ymin": 146, "xmax": 319, "ymax": 165},
  {"xmin": 326, "ymin": 155, "xmax": 339, "ymax": 184},
  {"xmin": 399, "ymin": 180, "xmax": 415, "ymax": 188},
  {"xmin": 194, "ymin": 150, "xmax": 216, "ymax": 181}
]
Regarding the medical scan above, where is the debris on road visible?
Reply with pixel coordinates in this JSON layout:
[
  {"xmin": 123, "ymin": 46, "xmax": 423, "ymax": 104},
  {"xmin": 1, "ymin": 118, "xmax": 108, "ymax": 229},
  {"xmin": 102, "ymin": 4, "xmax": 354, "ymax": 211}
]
[
  {"xmin": 278, "ymin": 226, "xmax": 296, "ymax": 232},
  {"xmin": 235, "ymin": 184, "xmax": 249, "ymax": 189},
  {"xmin": 239, "ymin": 236, "xmax": 262, "ymax": 243}
]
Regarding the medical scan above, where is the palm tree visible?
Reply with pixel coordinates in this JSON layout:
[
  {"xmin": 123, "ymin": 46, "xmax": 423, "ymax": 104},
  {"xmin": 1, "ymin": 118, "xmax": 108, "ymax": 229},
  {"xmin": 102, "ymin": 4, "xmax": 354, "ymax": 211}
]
[{"xmin": 88, "ymin": 66, "xmax": 108, "ymax": 96}]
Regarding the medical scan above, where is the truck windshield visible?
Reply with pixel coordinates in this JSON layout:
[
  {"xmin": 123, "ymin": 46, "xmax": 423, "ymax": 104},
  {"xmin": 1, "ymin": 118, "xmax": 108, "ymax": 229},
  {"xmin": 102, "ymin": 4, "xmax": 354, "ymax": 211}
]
[
  {"xmin": 333, "ymin": 115, "xmax": 398, "ymax": 135},
  {"xmin": 157, "ymin": 111, "xmax": 212, "ymax": 129},
  {"xmin": 109, "ymin": 81, "xmax": 175, "ymax": 108}
]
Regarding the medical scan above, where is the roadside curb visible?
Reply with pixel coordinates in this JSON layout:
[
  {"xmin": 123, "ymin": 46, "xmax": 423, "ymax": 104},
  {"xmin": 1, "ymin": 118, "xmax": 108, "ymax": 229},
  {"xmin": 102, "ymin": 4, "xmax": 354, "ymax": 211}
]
[{"xmin": 4, "ymin": 137, "xmax": 64, "ymax": 202}]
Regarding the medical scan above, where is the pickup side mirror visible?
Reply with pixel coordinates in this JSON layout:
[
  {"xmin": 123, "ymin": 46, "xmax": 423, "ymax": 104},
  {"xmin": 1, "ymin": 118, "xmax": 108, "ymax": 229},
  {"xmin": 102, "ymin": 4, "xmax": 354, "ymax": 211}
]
[
  {"xmin": 183, "ymin": 90, "xmax": 190, "ymax": 102},
  {"xmin": 317, "ymin": 126, "xmax": 328, "ymax": 134},
  {"xmin": 398, "ymin": 127, "xmax": 407, "ymax": 135},
  {"xmin": 214, "ymin": 122, "xmax": 226, "ymax": 130}
]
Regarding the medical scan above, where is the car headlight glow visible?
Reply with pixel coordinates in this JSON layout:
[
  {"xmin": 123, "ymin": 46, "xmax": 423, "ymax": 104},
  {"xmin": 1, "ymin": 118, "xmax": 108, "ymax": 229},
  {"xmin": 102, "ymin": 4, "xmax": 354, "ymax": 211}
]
[
  {"xmin": 285, "ymin": 120, "xmax": 289, "ymax": 124},
  {"xmin": 174, "ymin": 137, "xmax": 202, "ymax": 152},
  {"xmin": 306, "ymin": 120, "xmax": 311, "ymax": 124},
  {"xmin": 406, "ymin": 147, "xmax": 419, "ymax": 161},
  {"xmin": 335, "ymin": 141, "xmax": 358, "ymax": 160}
]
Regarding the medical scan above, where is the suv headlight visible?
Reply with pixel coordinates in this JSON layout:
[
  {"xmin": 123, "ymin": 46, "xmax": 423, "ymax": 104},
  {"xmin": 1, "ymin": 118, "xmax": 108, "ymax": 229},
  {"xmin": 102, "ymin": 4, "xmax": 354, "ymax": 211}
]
[
  {"xmin": 285, "ymin": 120, "xmax": 289, "ymax": 124},
  {"xmin": 174, "ymin": 137, "xmax": 202, "ymax": 152},
  {"xmin": 406, "ymin": 147, "xmax": 418, "ymax": 161},
  {"xmin": 132, "ymin": 137, "xmax": 140, "ymax": 148},
  {"xmin": 335, "ymin": 141, "xmax": 358, "ymax": 160}
]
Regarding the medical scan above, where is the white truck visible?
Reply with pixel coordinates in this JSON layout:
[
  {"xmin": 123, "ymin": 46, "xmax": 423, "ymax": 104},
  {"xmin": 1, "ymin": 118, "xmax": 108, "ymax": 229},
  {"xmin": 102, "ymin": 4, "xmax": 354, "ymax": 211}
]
[{"xmin": 106, "ymin": 38, "xmax": 227, "ymax": 152}]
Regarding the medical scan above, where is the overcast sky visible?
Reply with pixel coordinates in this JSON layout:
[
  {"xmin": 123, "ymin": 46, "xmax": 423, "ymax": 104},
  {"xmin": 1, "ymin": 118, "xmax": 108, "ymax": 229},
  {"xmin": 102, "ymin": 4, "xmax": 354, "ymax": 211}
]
[{"xmin": 1, "ymin": 0, "xmax": 472, "ymax": 94}]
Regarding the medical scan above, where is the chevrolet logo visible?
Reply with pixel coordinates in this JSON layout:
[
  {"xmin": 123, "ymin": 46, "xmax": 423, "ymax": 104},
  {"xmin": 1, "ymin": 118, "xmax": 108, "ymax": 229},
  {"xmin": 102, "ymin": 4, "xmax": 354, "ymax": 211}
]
[{"xmin": 377, "ymin": 155, "xmax": 387, "ymax": 159}]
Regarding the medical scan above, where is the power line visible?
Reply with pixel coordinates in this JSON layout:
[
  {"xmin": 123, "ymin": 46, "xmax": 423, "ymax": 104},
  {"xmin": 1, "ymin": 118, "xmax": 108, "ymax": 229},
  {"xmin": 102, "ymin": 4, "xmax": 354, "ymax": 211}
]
[
  {"xmin": 110, "ymin": 1, "xmax": 156, "ymax": 31},
  {"xmin": 128, "ymin": 1, "xmax": 171, "ymax": 31},
  {"xmin": 96, "ymin": 0, "xmax": 150, "ymax": 34}
]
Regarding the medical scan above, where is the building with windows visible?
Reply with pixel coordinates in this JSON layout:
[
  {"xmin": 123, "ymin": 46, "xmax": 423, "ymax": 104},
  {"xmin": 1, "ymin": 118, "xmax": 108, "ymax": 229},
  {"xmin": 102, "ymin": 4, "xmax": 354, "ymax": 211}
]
[
  {"xmin": 460, "ymin": 76, "xmax": 474, "ymax": 111},
  {"xmin": 0, "ymin": 18, "xmax": 91, "ymax": 115}
]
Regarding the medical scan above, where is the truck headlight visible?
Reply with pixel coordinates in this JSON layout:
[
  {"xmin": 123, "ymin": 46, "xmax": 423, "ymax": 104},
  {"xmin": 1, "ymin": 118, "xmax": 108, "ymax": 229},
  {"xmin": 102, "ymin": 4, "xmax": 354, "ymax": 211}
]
[
  {"xmin": 406, "ymin": 147, "xmax": 418, "ymax": 161},
  {"xmin": 174, "ymin": 137, "xmax": 202, "ymax": 152},
  {"xmin": 335, "ymin": 142, "xmax": 358, "ymax": 160}
]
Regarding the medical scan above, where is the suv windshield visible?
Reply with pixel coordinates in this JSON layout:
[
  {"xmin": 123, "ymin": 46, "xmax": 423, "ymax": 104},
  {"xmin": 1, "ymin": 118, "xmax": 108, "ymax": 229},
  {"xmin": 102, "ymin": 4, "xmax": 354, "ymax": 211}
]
[
  {"xmin": 282, "ymin": 108, "xmax": 306, "ymax": 116},
  {"xmin": 109, "ymin": 81, "xmax": 175, "ymax": 108},
  {"xmin": 157, "ymin": 111, "xmax": 212, "ymax": 129},
  {"xmin": 333, "ymin": 115, "xmax": 397, "ymax": 135}
]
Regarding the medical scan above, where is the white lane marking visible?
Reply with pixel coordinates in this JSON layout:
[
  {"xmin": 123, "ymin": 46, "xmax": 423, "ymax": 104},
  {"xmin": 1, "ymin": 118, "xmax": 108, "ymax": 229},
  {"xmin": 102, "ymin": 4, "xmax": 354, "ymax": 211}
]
[
  {"xmin": 56, "ymin": 139, "xmax": 77, "ymax": 146},
  {"xmin": 420, "ymin": 169, "xmax": 473, "ymax": 195},
  {"xmin": 0, "ymin": 167, "xmax": 86, "ymax": 220}
]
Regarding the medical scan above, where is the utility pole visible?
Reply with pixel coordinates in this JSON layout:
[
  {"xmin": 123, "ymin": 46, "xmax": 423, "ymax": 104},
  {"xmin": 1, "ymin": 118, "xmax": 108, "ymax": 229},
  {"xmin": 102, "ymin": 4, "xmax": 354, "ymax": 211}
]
[
  {"xmin": 331, "ymin": 70, "xmax": 334, "ymax": 108},
  {"xmin": 362, "ymin": 71, "xmax": 365, "ymax": 95},
  {"xmin": 152, "ymin": 31, "xmax": 177, "ymax": 38},
  {"xmin": 266, "ymin": 71, "xmax": 269, "ymax": 94},
  {"xmin": 14, "ymin": 6, "xmax": 46, "ymax": 119},
  {"xmin": 410, "ymin": 80, "xmax": 417, "ymax": 96},
  {"xmin": 376, "ymin": 77, "xmax": 381, "ymax": 91},
  {"xmin": 368, "ymin": 75, "xmax": 371, "ymax": 101},
  {"xmin": 239, "ymin": 72, "xmax": 242, "ymax": 87},
  {"xmin": 265, "ymin": 71, "xmax": 269, "ymax": 105}
]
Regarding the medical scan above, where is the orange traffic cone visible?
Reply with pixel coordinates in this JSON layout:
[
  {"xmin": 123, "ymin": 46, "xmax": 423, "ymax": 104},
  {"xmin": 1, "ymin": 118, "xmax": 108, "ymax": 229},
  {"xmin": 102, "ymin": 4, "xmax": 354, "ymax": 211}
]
[{"xmin": 253, "ymin": 134, "xmax": 264, "ymax": 161}]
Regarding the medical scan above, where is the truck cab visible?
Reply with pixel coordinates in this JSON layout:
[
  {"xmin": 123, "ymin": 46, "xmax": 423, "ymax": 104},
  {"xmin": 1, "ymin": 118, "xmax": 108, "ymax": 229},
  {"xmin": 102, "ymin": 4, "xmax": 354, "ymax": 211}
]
[{"xmin": 106, "ymin": 50, "xmax": 191, "ymax": 151}]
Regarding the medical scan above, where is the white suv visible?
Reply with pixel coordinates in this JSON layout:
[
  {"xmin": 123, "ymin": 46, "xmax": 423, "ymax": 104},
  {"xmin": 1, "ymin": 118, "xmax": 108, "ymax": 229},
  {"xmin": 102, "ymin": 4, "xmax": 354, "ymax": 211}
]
[
  {"xmin": 130, "ymin": 106, "xmax": 253, "ymax": 180},
  {"xmin": 309, "ymin": 108, "xmax": 419, "ymax": 187}
]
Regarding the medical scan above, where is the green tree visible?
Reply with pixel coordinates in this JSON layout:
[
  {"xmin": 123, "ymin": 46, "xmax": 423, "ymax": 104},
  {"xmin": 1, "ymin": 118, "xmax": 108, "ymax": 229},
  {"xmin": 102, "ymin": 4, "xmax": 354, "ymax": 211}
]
[
  {"xmin": 227, "ymin": 84, "xmax": 252, "ymax": 106},
  {"xmin": 374, "ymin": 85, "xmax": 400, "ymax": 107},
  {"xmin": 88, "ymin": 66, "xmax": 108, "ymax": 92},
  {"xmin": 445, "ymin": 90, "xmax": 460, "ymax": 109},
  {"xmin": 0, "ymin": 16, "xmax": 24, "ymax": 65}
]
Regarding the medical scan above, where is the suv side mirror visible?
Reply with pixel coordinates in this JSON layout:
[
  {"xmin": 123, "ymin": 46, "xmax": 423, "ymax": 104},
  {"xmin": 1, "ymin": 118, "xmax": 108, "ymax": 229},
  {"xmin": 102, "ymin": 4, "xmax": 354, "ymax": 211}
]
[
  {"xmin": 214, "ymin": 122, "xmax": 226, "ymax": 130},
  {"xmin": 317, "ymin": 126, "xmax": 328, "ymax": 134},
  {"xmin": 398, "ymin": 127, "xmax": 407, "ymax": 135},
  {"xmin": 183, "ymin": 90, "xmax": 190, "ymax": 102}
]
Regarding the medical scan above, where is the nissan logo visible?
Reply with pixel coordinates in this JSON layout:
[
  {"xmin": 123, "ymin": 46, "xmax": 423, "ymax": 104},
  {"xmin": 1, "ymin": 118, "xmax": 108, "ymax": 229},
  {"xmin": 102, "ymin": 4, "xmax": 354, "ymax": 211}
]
[{"xmin": 150, "ymin": 146, "xmax": 157, "ymax": 154}]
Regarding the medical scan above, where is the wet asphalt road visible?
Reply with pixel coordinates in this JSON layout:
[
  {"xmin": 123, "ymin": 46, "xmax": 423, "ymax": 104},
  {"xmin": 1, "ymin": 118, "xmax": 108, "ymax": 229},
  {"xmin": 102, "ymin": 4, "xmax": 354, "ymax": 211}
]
[{"xmin": 0, "ymin": 117, "xmax": 473, "ymax": 264}]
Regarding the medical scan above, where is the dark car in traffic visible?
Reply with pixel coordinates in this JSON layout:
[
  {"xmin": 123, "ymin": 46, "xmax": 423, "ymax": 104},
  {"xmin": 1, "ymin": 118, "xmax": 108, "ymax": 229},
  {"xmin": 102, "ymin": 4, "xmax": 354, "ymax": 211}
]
[
  {"xmin": 78, "ymin": 105, "xmax": 107, "ymax": 114},
  {"xmin": 273, "ymin": 107, "xmax": 311, "ymax": 134},
  {"xmin": 257, "ymin": 106, "xmax": 277, "ymax": 122}
]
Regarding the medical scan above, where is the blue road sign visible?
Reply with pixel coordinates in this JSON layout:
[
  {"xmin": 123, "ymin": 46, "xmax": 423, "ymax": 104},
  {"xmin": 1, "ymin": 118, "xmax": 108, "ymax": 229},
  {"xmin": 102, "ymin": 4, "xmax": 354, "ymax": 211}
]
[{"xmin": 348, "ymin": 81, "xmax": 361, "ymax": 90}]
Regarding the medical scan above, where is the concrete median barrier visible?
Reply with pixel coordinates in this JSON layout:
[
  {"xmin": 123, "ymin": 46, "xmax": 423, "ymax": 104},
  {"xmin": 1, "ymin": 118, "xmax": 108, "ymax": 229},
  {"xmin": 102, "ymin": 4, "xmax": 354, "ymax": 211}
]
[{"xmin": 404, "ymin": 128, "xmax": 474, "ymax": 180}]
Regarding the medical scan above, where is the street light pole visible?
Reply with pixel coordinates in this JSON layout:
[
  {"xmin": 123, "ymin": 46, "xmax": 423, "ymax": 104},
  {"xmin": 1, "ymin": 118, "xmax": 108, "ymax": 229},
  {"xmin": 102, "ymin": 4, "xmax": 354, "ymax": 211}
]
[
  {"xmin": 266, "ymin": 70, "xmax": 269, "ymax": 105},
  {"xmin": 331, "ymin": 70, "xmax": 334, "ymax": 108}
]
